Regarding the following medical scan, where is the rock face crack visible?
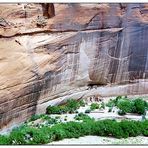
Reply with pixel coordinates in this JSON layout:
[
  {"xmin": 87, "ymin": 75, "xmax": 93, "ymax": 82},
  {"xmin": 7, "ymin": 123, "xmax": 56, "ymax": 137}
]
[{"xmin": 0, "ymin": 27, "xmax": 123, "ymax": 38}]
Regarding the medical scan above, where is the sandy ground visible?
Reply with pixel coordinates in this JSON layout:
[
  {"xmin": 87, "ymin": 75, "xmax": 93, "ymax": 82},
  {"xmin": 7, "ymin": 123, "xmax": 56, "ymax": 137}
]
[{"xmin": 49, "ymin": 136, "xmax": 148, "ymax": 145}]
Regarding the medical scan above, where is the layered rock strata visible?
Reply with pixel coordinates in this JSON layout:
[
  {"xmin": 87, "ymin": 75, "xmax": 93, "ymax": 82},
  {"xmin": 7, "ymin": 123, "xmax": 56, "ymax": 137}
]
[{"xmin": 0, "ymin": 3, "xmax": 148, "ymax": 131}]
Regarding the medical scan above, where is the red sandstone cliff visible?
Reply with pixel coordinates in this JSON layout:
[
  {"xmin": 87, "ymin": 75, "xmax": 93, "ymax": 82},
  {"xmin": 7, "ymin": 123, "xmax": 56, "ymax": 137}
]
[{"xmin": 0, "ymin": 3, "xmax": 148, "ymax": 131}]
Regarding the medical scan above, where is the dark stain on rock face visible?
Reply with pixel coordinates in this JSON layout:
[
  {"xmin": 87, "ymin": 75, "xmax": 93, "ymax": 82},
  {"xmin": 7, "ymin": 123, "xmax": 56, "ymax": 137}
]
[
  {"xmin": 0, "ymin": 77, "xmax": 46, "ymax": 130},
  {"xmin": 42, "ymin": 71, "xmax": 53, "ymax": 90},
  {"xmin": 108, "ymin": 30, "xmax": 123, "ymax": 83},
  {"xmin": 128, "ymin": 24, "xmax": 148, "ymax": 80}
]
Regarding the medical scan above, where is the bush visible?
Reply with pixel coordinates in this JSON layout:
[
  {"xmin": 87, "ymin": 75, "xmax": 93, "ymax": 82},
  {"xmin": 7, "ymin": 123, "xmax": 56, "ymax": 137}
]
[
  {"xmin": 118, "ymin": 110, "xmax": 126, "ymax": 116},
  {"xmin": 26, "ymin": 128, "xmax": 49, "ymax": 145},
  {"xmin": 46, "ymin": 99, "xmax": 86, "ymax": 115},
  {"xmin": 90, "ymin": 103, "xmax": 100, "ymax": 110},
  {"xmin": 133, "ymin": 98, "xmax": 148, "ymax": 115},
  {"xmin": 66, "ymin": 99, "xmax": 80, "ymax": 113},
  {"xmin": 119, "ymin": 120, "xmax": 142, "ymax": 138},
  {"xmin": 9, "ymin": 126, "xmax": 50, "ymax": 145},
  {"xmin": 106, "ymin": 99, "xmax": 115, "ymax": 108},
  {"xmin": 85, "ymin": 109, "xmax": 91, "ymax": 114},
  {"xmin": 98, "ymin": 120, "xmax": 124, "ymax": 138},
  {"xmin": 106, "ymin": 96, "xmax": 128, "ymax": 108},
  {"xmin": 74, "ymin": 113, "xmax": 92, "ymax": 121},
  {"xmin": 117, "ymin": 99, "xmax": 134, "ymax": 113},
  {"xmin": 28, "ymin": 114, "xmax": 41, "ymax": 122},
  {"xmin": 0, "ymin": 135, "xmax": 10, "ymax": 145},
  {"xmin": 50, "ymin": 127, "xmax": 67, "ymax": 141},
  {"xmin": 79, "ymin": 100, "xmax": 85, "ymax": 107},
  {"xmin": 9, "ymin": 126, "xmax": 28, "ymax": 145},
  {"xmin": 46, "ymin": 105, "xmax": 61, "ymax": 114},
  {"xmin": 108, "ymin": 107, "xmax": 113, "ymax": 112},
  {"xmin": 116, "ymin": 97, "xmax": 148, "ymax": 115},
  {"xmin": 64, "ymin": 118, "xmax": 67, "ymax": 121},
  {"xmin": 75, "ymin": 110, "xmax": 79, "ymax": 113},
  {"xmin": 100, "ymin": 102, "xmax": 105, "ymax": 109},
  {"xmin": 141, "ymin": 120, "xmax": 148, "ymax": 136},
  {"xmin": 46, "ymin": 105, "xmax": 68, "ymax": 115},
  {"xmin": 62, "ymin": 122, "xmax": 84, "ymax": 138},
  {"xmin": 46, "ymin": 117, "xmax": 58, "ymax": 125}
]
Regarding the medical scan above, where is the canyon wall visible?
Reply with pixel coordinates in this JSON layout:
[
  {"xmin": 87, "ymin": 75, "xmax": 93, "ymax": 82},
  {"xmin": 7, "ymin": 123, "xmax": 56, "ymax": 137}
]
[{"xmin": 0, "ymin": 3, "xmax": 148, "ymax": 131}]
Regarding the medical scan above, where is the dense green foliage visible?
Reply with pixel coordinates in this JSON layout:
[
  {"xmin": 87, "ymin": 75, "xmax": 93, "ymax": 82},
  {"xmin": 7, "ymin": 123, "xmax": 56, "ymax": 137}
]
[
  {"xmin": 117, "ymin": 98, "xmax": 148, "ymax": 115},
  {"xmin": 79, "ymin": 100, "xmax": 85, "ymax": 107},
  {"xmin": 46, "ymin": 99, "xmax": 85, "ymax": 114},
  {"xmin": 46, "ymin": 105, "xmax": 68, "ymax": 114},
  {"xmin": 133, "ymin": 98, "xmax": 148, "ymax": 115},
  {"xmin": 0, "ymin": 135, "xmax": 10, "ymax": 145},
  {"xmin": 117, "ymin": 99, "xmax": 134, "ymax": 113},
  {"xmin": 106, "ymin": 96, "xmax": 148, "ymax": 115},
  {"xmin": 66, "ymin": 99, "xmax": 80, "ymax": 113},
  {"xmin": 90, "ymin": 103, "xmax": 100, "ymax": 110},
  {"xmin": 118, "ymin": 110, "xmax": 126, "ymax": 115},
  {"xmin": 100, "ymin": 102, "xmax": 105, "ymax": 109},
  {"xmin": 106, "ymin": 96, "xmax": 124, "ymax": 107},
  {"xmin": 0, "ymin": 119, "xmax": 147, "ymax": 145},
  {"xmin": 0, "ymin": 96, "xmax": 147, "ymax": 145},
  {"xmin": 27, "ymin": 114, "xmax": 42, "ymax": 122},
  {"xmin": 74, "ymin": 113, "xmax": 93, "ymax": 121},
  {"xmin": 9, "ymin": 126, "xmax": 50, "ymax": 145}
]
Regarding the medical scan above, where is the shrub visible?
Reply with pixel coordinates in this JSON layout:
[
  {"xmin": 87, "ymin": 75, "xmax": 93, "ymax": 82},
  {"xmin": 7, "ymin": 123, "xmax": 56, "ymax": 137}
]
[
  {"xmin": 26, "ymin": 128, "xmax": 49, "ymax": 145},
  {"xmin": 141, "ymin": 120, "xmax": 148, "ymax": 136},
  {"xmin": 51, "ymin": 128, "xmax": 67, "ymax": 141},
  {"xmin": 106, "ymin": 99, "xmax": 115, "ymax": 108},
  {"xmin": 108, "ymin": 107, "xmax": 113, "ymax": 112},
  {"xmin": 100, "ymin": 102, "xmax": 105, "ymax": 109},
  {"xmin": 46, "ymin": 105, "xmax": 68, "ymax": 115},
  {"xmin": 102, "ymin": 120, "xmax": 124, "ymax": 138},
  {"xmin": 46, "ymin": 99, "xmax": 86, "ymax": 115},
  {"xmin": 75, "ymin": 110, "xmax": 79, "ymax": 113},
  {"xmin": 119, "ymin": 120, "xmax": 142, "ymax": 138},
  {"xmin": 106, "ymin": 96, "xmax": 128, "ymax": 108},
  {"xmin": 0, "ymin": 135, "xmax": 10, "ymax": 145},
  {"xmin": 46, "ymin": 105, "xmax": 61, "ymax": 114},
  {"xmin": 66, "ymin": 99, "xmax": 80, "ymax": 113},
  {"xmin": 90, "ymin": 103, "xmax": 100, "ymax": 110},
  {"xmin": 85, "ymin": 109, "xmax": 91, "ymax": 114},
  {"xmin": 59, "ymin": 106, "xmax": 68, "ymax": 114},
  {"xmin": 79, "ymin": 100, "xmax": 85, "ymax": 107},
  {"xmin": 62, "ymin": 122, "xmax": 83, "ymax": 138},
  {"xmin": 74, "ymin": 113, "xmax": 92, "ymax": 121},
  {"xmin": 117, "ymin": 99, "xmax": 133, "ymax": 113},
  {"xmin": 9, "ymin": 127, "xmax": 28, "ymax": 145},
  {"xmin": 118, "ymin": 110, "xmax": 126, "ymax": 116},
  {"xmin": 46, "ymin": 117, "xmax": 58, "ymax": 125},
  {"xmin": 115, "ymin": 97, "xmax": 148, "ymax": 115},
  {"xmin": 9, "ymin": 126, "xmax": 50, "ymax": 145},
  {"xmin": 64, "ymin": 118, "xmax": 67, "ymax": 121},
  {"xmin": 39, "ymin": 127, "xmax": 54, "ymax": 143},
  {"xmin": 28, "ymin": 114, "xmax": 41, "ymax": 122},
  {"xmin": 133, "ymin": 98, "xmax": 148, "ymax": 115}
]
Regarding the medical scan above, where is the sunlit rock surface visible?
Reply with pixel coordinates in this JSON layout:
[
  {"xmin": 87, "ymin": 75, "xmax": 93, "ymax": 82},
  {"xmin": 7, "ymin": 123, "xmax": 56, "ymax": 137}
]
[{"xmin": 0, "ymin": 3, "xmax": 148, "ymax": 131}]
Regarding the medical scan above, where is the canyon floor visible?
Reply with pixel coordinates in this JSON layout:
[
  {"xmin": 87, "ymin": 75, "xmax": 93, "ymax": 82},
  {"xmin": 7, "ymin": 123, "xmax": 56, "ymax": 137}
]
[{"xmin": 49, "ymin": 135, "xmax": 148, "ymax": 145}]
